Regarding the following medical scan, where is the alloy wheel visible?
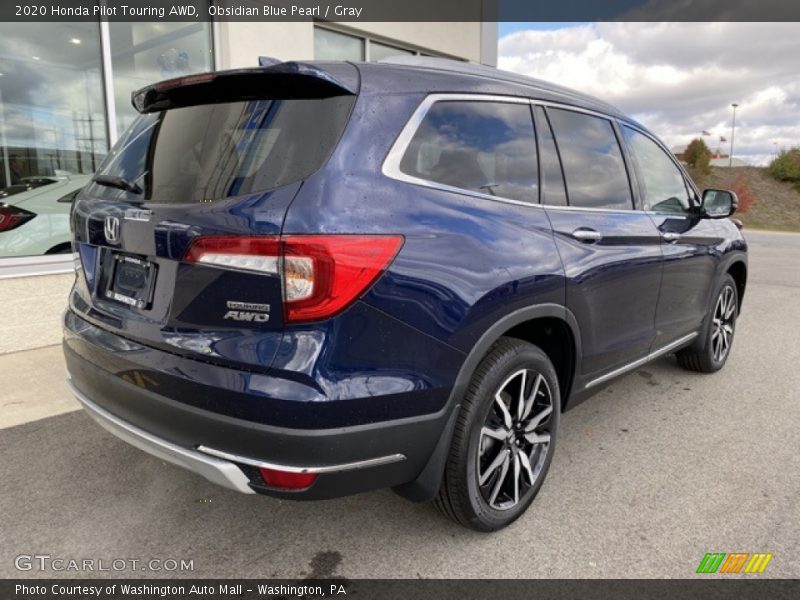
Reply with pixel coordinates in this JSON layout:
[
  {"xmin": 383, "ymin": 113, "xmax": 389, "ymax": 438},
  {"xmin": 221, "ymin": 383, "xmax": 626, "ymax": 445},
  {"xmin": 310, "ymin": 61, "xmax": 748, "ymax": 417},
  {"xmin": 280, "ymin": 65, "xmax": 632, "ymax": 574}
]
[
  {"xmin": 477, "ymin": 368, "xmax": 553, "ymax": 511},
  {"xmin": 711, "ymin": 285, "xmax": 736, "ymax": 362}
]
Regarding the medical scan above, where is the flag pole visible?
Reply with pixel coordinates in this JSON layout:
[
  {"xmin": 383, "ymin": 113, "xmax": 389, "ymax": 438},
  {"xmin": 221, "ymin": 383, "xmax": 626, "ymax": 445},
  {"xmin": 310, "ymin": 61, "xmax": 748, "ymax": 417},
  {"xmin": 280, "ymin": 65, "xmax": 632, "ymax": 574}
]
[{"xmin": 729, "ymin": 103, "xmax": 739, "ymax": 168}]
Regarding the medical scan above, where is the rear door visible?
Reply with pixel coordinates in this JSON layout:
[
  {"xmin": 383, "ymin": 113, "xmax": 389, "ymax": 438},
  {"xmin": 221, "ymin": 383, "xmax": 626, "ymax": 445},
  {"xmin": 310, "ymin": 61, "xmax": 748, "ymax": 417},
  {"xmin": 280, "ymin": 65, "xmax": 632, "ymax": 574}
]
[
  {"xmin": 70, "ymin": 67, "xmax": 356, "ymax": 371},
  {"xmin": 620, "ymin": 124, "xmax": 722, "ymax": 345},
  {"xmin": 535, "ymin": 105, "xmax": 663, "ymax": 379}
]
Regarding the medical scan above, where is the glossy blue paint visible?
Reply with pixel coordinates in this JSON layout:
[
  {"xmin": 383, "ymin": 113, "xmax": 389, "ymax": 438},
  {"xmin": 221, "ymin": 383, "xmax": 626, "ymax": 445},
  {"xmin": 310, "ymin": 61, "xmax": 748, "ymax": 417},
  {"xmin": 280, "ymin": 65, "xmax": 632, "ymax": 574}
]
[
  {"xmin": 647, "ymin": 214, "xmax": 726, "ymax": 346},
  {"xmin": 65, "ymin": 59, "xmax": 748, "ymax": 443},
  {"xmin": 544, "ymin": 207, "xmax": 663, "ymax": 377}
]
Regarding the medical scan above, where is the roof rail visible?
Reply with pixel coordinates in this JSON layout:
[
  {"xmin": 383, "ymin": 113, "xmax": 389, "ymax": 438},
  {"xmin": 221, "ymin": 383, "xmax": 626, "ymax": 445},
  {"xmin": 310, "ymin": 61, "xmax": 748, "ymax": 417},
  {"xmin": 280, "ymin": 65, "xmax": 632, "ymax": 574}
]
[
  {"xmin": 379, "ymin": 55, "xmax": 546, "ymax": 83},
  {"xmin": 258, "ymin": 56, "xmax": 282, "ymax": 67},
  {"xmin": 378, "ymin": 55, "xmax": 622, "ymax": 116}
]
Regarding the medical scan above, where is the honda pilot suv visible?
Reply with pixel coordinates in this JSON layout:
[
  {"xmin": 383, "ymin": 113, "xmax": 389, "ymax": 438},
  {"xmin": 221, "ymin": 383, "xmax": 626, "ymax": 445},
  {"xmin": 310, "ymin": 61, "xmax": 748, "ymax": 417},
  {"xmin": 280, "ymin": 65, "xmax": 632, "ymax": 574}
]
[{"xmin": 64, "ymin": 57, "xmax": 747, "ymax": 531}]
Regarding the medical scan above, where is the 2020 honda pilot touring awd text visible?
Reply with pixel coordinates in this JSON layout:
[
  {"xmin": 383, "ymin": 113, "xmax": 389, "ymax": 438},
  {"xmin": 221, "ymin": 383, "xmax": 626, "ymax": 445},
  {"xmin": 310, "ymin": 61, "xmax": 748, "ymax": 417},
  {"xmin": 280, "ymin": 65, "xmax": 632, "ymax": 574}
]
[{"xmin": 64, "ymin": 57, "xmax": 747, "ymax": 531}]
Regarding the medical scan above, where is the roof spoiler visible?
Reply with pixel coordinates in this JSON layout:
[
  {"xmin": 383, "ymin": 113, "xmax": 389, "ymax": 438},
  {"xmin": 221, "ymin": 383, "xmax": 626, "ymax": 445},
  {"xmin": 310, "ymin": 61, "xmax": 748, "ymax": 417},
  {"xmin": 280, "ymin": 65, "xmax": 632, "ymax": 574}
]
[{"xmin": 132, "ymin": 60, "xmax": 357, "ymax": 113}]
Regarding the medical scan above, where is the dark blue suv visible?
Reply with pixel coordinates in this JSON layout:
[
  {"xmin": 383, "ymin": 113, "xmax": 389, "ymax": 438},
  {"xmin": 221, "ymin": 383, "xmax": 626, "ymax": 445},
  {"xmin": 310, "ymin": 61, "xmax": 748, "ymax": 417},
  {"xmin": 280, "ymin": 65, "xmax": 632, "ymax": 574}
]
[{"xmin": 64, "ymin": 57, "xmax": 747, "ymax": 531}]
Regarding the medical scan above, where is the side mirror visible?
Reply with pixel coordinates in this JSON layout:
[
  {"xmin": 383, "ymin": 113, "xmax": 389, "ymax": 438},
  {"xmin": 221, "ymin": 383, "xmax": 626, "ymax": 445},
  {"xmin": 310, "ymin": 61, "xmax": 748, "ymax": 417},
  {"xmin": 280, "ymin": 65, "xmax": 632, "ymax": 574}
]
[{"xmin": 701, "ymin": 189, "xmax": 738, "ymax": 218}]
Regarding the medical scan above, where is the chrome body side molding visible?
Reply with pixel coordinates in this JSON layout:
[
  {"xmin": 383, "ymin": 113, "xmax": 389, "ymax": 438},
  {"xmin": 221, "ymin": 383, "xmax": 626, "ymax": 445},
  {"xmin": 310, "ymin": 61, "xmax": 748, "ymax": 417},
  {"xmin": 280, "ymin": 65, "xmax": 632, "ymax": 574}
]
[{"xmin": 585, "ymin": 332, "xmax": 699, "ymax": 389}]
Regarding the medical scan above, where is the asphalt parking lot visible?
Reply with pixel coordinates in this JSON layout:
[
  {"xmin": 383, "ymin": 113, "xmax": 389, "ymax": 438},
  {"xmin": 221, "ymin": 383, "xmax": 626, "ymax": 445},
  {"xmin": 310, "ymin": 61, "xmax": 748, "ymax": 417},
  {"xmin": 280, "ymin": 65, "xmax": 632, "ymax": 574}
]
[{"xmin": 1, "ymin": 230, "xmax": 798, "ymax": 579}]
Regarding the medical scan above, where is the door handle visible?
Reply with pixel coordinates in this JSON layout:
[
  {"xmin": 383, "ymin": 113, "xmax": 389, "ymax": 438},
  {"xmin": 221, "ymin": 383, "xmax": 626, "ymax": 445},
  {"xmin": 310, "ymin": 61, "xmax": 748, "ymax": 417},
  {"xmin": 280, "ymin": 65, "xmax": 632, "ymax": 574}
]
[
  {"xmin": 571, "ymin": 228, "xmax": 602, "ymax": 243},
  {"xmin": 662, "ymin": 232, "xmax": 682, "ymax": 242}
]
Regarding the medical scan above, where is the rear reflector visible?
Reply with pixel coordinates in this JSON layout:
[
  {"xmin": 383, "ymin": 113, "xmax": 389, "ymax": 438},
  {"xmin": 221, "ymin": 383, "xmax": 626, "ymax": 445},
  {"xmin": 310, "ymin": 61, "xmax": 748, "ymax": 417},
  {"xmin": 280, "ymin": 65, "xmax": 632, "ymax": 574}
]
[
  {"xmin": 184, "ymin": 234, "xmax": 404, "ymax": 323},
  {"xmin": 258, "ymin": 467, "xmax": 318, "ymax": 490}
]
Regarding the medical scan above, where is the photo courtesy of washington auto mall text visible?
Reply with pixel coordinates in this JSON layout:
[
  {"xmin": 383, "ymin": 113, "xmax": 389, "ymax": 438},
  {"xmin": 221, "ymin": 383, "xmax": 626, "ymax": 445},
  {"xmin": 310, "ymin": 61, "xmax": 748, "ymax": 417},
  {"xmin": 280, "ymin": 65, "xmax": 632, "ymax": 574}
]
[
  {"xmin": 14, "ymin": 583, "xmax": 347, "ymax": 598},
  {"xmin": 1, "ymin": 1, "xmax": 799, "ymax": 600}
]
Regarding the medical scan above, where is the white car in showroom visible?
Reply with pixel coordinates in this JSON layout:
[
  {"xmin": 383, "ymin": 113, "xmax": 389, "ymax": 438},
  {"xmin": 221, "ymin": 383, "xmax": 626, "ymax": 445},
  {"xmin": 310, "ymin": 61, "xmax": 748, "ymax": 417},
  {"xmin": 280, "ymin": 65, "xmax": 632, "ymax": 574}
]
[{"xmin": 0, "ymin": 174, "xmax": 91, "ymax": 257}]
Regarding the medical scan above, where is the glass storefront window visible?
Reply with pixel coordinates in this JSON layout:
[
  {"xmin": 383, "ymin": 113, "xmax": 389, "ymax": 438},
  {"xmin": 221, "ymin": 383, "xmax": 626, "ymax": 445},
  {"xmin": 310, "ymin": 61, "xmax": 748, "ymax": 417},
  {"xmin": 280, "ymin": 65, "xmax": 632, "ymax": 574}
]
[
  {"xmin": 0, "ymin": 20, "xmax": 214, "ymax": 260},
  {"xmin": 0, "ymin": 23, "xmax": 106, "ymax": 258},
  {"xmin": 314, "ymin": 28, "xmax": 365, "ymax": 61},
  {"xmin": 370, "ymin": 41, "xmax": 415, "ymax": 62},
  {"xmin": 109, "ymin": 22, "xmax": 214, "ymax": 136},
  {"xmin": 314, "ymin": 27, "xmax": 428, "ymax": 62}
]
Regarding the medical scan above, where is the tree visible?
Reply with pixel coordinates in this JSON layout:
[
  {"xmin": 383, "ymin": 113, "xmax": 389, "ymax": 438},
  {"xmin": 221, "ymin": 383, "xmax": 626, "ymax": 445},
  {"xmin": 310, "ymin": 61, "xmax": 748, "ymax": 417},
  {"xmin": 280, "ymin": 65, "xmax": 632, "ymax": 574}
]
[
  {"xmin": 730, "ymin": 173, "xmax": 756, "ymax": 213},
  {"xmin": 768, "ymin": 147, "xmax": 800, "ymax": 183},
  {"xmin": 683, "ymin": 138, "xmax": 712, "ymax": 175}
]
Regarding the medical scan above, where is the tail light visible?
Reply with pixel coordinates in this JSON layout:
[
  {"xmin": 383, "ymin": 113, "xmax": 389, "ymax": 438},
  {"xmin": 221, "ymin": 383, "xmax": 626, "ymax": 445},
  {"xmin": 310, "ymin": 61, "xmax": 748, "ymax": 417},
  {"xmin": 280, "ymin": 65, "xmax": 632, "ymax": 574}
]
[
  {"xmin": 0, "ymin": 204, "xmax": 35, "ymax": 232},
  {"xmin": 184, "ymin": 234, "xmax": 404, "ymax": 323}
]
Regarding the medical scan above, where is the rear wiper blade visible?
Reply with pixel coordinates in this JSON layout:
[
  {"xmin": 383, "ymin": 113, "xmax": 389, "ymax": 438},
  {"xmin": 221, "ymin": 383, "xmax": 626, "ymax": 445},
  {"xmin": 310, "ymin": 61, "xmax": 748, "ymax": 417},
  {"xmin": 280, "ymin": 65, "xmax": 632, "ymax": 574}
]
[{"xmin": 92, "ymin": 174, "xmax": 143, "ymax": 194}]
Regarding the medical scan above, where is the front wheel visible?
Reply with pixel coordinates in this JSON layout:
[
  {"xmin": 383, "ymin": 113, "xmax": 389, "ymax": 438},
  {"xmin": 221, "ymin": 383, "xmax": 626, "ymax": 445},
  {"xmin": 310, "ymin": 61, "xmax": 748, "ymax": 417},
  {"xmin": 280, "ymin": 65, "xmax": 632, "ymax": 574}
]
[
  {"xmin": 435, "ymin": 337, "xmax": 560, "ymax": 531},
  {"xmin": 677, "ymin": 274, "xmax": 738, "ymax": 373}
]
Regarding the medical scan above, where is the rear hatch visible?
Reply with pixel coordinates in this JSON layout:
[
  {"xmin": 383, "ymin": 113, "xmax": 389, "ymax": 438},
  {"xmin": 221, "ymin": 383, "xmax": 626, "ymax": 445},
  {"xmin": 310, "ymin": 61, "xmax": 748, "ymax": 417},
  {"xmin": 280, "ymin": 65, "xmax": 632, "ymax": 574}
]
[{"xmin": 69, "ymin": 62, "xmax": 358, "ymax": 371}]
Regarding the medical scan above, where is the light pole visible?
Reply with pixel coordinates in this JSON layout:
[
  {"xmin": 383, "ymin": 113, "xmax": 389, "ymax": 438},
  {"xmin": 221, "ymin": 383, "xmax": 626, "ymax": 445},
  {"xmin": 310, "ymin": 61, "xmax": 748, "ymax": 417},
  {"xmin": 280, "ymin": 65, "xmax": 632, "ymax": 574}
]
[{"xmin": 729, "ymin": 103, "xmax": 739, "ymax": 168}]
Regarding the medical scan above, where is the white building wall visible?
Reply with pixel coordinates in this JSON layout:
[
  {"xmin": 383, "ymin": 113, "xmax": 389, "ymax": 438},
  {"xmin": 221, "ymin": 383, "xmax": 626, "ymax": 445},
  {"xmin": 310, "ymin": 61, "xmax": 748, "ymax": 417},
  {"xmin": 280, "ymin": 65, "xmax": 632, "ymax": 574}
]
[
  {"xmin": 218, "ymin": 21, "xmax": 494, "ymax": 68},
  {"xmin": 218, "ymin": 22, "xmax": 315, "ymax": 66},
  {"xmin": 0, "ymin": 273, "xmax": 73, "ymax": 355}
]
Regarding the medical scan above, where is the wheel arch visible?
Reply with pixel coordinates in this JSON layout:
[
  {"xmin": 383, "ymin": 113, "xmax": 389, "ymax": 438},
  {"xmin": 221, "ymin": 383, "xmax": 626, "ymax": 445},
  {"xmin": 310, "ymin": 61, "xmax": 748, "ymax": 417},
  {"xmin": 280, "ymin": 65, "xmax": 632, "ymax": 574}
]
[
  {"xmin": 393, "ymin": 303, "xmax": 581, "ymax": 503},
  {"xmin": 727, "ymin": 260, "xmax": 747, "ymax": 312},
  {"xmin": 451, "ymin": 304, "xmax": 581, "ymax": 414}
]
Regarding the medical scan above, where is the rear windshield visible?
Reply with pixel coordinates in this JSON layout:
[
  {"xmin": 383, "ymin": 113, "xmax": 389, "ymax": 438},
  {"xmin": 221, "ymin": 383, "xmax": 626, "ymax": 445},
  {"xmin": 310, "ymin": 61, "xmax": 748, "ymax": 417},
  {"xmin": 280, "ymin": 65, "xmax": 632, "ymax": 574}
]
[{"xmin": 88, "ymin": 96, "xmax": 354, "ymax": 203}]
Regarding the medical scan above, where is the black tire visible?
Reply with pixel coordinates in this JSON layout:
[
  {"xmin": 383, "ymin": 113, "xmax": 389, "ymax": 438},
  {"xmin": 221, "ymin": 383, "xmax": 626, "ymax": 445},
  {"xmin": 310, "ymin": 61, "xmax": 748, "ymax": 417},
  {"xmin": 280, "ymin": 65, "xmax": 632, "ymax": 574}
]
[
  {"xmin": 676, "ymin": 274, "xmax": 738, "ymax": 373},
  {"xmin": 435, "ymin": 337, "xmax": 560, "ymax": 531},
  {"xmin": 45, "ymin": 242, "xmax": 72, "ymax": 255}
]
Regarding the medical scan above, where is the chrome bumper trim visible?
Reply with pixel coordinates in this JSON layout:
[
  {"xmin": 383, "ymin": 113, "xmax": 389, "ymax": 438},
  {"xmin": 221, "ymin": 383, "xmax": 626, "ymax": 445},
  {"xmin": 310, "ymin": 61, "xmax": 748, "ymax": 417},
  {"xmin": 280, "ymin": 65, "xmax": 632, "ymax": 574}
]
[
  {"xmin": 67, "ymin": 378, "xmax": 255, "ymax": 494},
  {"xmin": 197, "ymin": 446, "xmax": 406, "ymax": 474}
]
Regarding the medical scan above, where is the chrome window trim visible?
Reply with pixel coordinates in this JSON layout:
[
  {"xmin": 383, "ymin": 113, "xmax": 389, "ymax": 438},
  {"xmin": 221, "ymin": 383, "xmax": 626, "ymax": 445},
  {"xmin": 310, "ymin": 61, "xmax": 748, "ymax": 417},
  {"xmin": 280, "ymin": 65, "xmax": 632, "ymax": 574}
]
[
  {"xmin": 584, "ymin": 331, "xmax": 698, "ymax": 389},
  {"xmin": 534, "ymin": 99, "xmax": 623, "ymax": 121},
  {"xmin": 539, "ymin": 204, "xmax": 642, "ymax": 215},
  {"xmin": 644, "ymin": 211, "xmax": 690, "ymax": 219},
  {"xmin": 382, "ymin": 93, "xmax": 652, "ymax": 215},
  {"xmin": 382, "ymin": 93, "xmax": 541, "ymax": 209}
]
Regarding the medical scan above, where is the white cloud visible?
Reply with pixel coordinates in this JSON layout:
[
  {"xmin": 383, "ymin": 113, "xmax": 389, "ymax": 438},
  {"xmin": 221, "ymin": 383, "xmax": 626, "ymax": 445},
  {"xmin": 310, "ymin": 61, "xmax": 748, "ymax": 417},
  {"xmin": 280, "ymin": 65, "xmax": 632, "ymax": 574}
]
[{"xmin": 498, "ymin": 23, "xmax": 800, "ymax": 165}]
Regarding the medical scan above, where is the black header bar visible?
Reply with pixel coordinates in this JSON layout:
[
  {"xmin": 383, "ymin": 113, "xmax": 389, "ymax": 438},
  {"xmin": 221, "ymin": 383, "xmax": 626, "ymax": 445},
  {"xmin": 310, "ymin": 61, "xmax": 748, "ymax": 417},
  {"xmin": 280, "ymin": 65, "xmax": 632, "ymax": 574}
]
[
  {"xmin": 4, "ymin": 579, "xmax": 800, "ymax": 600},
  {"xmin": 1, "ymin": 0, "xmax": 799, "ymax": 22}
]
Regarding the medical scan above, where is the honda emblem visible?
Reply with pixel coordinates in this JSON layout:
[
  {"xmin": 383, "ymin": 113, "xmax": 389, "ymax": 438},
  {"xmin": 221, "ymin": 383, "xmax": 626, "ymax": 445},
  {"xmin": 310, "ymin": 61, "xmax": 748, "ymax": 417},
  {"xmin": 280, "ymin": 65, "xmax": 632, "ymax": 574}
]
[{"xmin": 104, "ymin": 216, "xmax": 120, "ymax": 244}]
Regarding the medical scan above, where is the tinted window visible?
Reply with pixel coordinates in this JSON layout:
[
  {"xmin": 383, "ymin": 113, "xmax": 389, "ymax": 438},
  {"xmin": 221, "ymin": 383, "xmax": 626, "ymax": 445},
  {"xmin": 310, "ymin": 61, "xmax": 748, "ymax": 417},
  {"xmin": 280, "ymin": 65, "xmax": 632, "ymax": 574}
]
[
  {"xmin": 622, "ymin": 126, "xmax": 691, "ymax": 213},
  {"xmin": 534, "ymin": 106, "xmax": 568, "ymax": 207},
  {"xmin": 400, "ymin": 101, "xmax": 538, "ymax": 204},
  {"xmin": 547, "ymin": 108, "xmax": 632, "ymax": 210},
  {"xmin": 89, "ymin": 96, "xmax": 354, "ymax": 204}
]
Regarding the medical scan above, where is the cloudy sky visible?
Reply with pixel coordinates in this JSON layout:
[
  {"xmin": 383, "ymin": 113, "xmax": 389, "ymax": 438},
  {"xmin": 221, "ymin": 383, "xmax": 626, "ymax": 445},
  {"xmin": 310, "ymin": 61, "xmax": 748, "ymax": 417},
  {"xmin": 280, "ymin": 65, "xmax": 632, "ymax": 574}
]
[{"xmin": 498, "ymin": 22, "xmax": 800, "ymax": 165}]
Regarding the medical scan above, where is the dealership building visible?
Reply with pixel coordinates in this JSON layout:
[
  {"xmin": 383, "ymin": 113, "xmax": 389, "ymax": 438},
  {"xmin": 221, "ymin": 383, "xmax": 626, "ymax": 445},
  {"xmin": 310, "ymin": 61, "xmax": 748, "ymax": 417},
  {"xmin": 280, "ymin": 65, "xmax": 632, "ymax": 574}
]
[{"xmin": 0, "ymin": 17, "xmax": 496, "ymax": 354}]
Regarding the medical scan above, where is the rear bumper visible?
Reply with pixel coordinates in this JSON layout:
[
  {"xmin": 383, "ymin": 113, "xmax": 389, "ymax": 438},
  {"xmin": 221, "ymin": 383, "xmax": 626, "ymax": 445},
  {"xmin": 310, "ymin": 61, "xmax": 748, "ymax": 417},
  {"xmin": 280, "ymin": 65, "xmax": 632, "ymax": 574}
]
[
  {"xmin": 63, "ymin": 335, "xmax": 454, "ymax": 499},
  {"xmin": 69, "ymin": 378, "xmax": 255, "ymax": 495}
]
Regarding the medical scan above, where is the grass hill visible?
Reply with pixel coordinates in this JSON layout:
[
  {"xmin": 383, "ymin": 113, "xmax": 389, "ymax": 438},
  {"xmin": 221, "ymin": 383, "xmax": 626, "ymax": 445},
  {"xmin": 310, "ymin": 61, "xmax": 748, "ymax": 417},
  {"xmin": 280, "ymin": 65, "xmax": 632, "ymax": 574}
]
[{"xmin": 690, "ymin": 166, "xmax": 800, "ymax": 232}]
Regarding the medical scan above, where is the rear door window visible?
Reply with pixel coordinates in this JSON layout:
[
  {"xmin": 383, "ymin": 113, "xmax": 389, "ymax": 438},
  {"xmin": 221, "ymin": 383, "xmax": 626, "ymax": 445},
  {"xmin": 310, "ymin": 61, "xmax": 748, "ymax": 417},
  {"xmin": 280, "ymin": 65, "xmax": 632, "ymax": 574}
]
[
  {"xmin": 399, "ymin": 100, "xmax": 538, "ymax": 204},
  {"xmin": 533, "ymin": 106, "xmax": 568, "ymax": 207},
  {"xmin": 546, "ymin": 108, "xmax": 633, "ymax": 210},
  {"xmin": 88, "ymin": 96, "xmax": 354, "ymax": 204}
]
